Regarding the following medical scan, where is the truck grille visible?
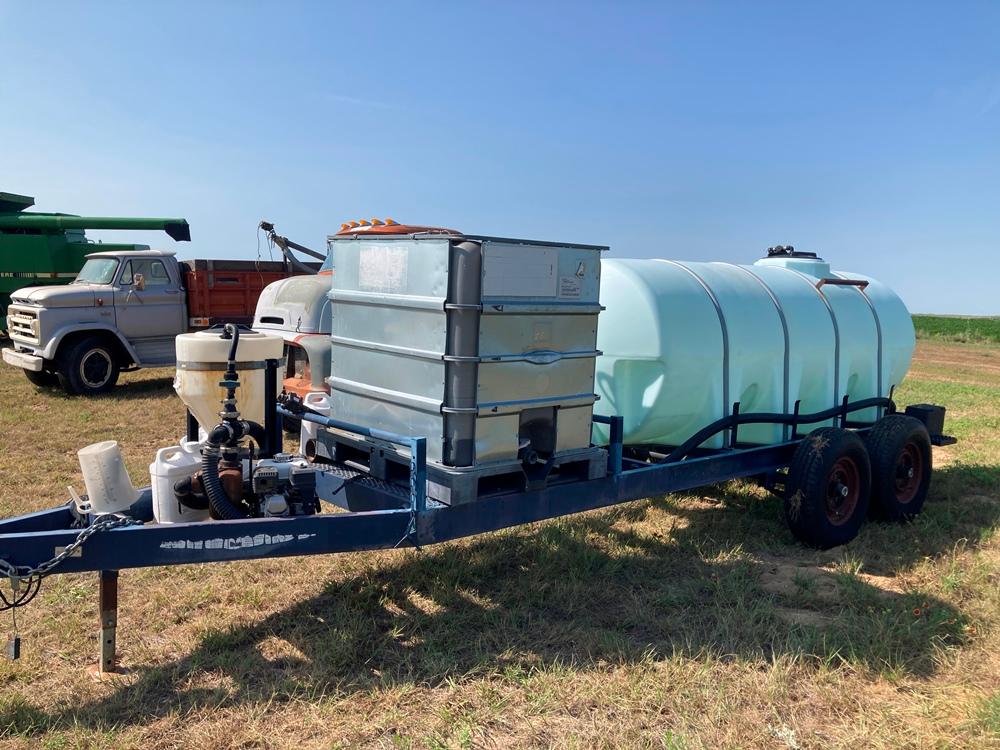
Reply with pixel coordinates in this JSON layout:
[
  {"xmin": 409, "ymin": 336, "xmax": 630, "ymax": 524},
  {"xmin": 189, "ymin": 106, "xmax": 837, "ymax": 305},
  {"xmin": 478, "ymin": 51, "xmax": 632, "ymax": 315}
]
[{"xmin": 7, "ymin": 306, "xmax": 39, "ymax": 344}]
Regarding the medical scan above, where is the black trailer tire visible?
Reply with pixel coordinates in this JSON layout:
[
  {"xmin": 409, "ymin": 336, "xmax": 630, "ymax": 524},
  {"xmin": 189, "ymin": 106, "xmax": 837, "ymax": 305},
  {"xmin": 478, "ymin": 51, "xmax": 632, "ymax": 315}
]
[
  {"xmin": 864, "ymin": 415, "xmax": 932, "ymax": 522},
  {"xmin": 784, "ymin": 427, "xmax": 872, "ymax": 549},
  {"xmin": 24, "ymin": 368, "xmax": 59, "ymax": 388},
  {"xmin": 57, "ymin": 337, "xmax": 120, "ymax": 395}
]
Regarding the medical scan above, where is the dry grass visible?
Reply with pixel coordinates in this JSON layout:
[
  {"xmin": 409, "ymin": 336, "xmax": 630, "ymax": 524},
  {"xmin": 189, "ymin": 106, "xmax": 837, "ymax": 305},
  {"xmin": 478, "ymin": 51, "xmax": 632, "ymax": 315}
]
[{"xmin": 0, "ymin": 341, "xmax": 998, "ymax": 749}]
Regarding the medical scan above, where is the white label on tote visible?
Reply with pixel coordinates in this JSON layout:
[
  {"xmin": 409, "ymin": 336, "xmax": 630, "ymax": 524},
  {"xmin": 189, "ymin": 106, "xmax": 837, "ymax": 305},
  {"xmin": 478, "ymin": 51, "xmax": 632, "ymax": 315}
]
[
  {"xmin": 558, "ymin": 276, "xmax": 582, "ymax": 298},
  {"xmin": 359, "ymin": 246, "xmax": 408, "ymax": 293}
]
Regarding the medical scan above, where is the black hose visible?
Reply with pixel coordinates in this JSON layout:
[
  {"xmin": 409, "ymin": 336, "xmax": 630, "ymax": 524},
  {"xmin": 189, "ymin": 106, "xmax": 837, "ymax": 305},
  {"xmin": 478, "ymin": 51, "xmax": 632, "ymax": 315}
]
[
  {"xmin": 200, "ymin": 445, "xmax": 246, "ymax": 520},
  {"xmin": 223, "ymin": 323, "xmax": 240, "ymax": 367},
  {"xmin": 198, "ymin": 324, "xmax": 260, "ymax": 520},
  {"xmin": 198, "ymin": 419, "xmax": 265, "ymax": 520}
]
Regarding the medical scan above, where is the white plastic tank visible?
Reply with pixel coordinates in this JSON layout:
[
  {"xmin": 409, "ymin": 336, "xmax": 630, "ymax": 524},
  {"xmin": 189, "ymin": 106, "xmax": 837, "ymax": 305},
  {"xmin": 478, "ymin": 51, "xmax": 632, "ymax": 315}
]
[
  {"xmin": 174, "ymin": 329, "xmax": 284, "ymax": 432},
  {"xmin": 299, "ymin": 391, "xmax": 331, "ymax": 458},
  {"xmin": 592, "ymin": 251, "xmax": 914, "ymax": 448},
  {"xmin": 150, "ymin": 439, "xmax": 210, "ymax": 524}
]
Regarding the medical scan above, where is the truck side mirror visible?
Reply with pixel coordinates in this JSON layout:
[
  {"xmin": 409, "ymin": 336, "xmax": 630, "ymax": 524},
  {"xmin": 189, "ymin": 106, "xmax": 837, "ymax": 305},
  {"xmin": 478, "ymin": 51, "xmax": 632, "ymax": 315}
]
[{"xmin": 134, "ymin": 273, "xmax": 146, "ymax": 291}]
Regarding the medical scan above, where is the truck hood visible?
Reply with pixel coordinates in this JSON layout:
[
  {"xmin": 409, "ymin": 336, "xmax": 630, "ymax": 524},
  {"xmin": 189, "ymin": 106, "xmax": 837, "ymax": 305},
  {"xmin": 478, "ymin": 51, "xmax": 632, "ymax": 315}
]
[
  {"xmin": 11, "ymin": 284, "xmax": 97, "ymax": 308},
  {"xmin": 253, "ymin": 275, "xmax": 331, "ymax": 334}
]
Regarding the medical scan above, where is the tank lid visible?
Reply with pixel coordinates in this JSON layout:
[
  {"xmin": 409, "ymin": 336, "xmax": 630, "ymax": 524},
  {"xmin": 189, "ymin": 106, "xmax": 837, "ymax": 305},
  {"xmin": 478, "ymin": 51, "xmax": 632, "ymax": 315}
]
[{"xmin": 765, "ymin": 245, "xmax": 823, "ymax": 260}]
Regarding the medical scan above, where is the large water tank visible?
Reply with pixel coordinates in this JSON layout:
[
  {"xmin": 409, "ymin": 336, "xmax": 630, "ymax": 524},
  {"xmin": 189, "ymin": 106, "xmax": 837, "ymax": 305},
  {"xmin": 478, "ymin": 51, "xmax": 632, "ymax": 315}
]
[{"xmin": 592, "ymin": 250, "xmax": 914, "ymax": 448}]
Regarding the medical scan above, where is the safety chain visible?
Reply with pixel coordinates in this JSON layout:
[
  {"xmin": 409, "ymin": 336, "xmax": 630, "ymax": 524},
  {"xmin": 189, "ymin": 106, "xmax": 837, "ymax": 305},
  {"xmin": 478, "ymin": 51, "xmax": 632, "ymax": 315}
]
[{"xmin": 0, "ymin": 514, "xmax": 138, "ymax": 610}]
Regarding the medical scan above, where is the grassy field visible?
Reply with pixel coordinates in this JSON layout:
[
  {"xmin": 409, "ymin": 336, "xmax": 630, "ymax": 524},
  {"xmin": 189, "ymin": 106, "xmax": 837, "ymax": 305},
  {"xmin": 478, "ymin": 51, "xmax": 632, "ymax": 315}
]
[
  {"xmin": 0, "ymin": 339, "xmax": 998, "ymax": 749},
  {"xmin": 913, "ymin": 314, "xmax": 1000, "ymax": 345}
]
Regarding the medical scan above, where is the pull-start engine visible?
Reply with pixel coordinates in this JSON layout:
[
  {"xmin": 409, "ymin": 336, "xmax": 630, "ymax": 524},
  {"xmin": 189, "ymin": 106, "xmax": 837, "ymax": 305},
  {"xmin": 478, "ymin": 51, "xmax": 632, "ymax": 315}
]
[
  {"xmin": 250, "ymin": 454, "xmax": 320, "ymax": 517},
  {"xmin": 174, "ymin": 451, "xmax": 320, "ymax": 520}
]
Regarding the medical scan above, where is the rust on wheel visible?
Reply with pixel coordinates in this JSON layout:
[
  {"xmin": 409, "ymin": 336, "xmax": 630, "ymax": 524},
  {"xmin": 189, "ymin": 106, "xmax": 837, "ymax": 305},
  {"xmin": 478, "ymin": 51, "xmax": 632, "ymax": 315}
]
[
  {"xmin": 894, "ymin": 442, "xmax": 924, "ymax": 504},
  {"xmin": 825, "ymin": 456, "xmax": 860, "ymax": 526}
]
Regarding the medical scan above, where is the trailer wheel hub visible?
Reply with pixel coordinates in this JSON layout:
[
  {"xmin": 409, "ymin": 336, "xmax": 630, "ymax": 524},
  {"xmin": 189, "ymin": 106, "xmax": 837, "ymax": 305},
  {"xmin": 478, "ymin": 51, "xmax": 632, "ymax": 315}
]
[
  {"xmin": 825, "ymin": 456, "xmax": 860, "ymax": 526},
  {"xmin": 893, "ymin": 443, "xmax": 923, "ymax": 504}
]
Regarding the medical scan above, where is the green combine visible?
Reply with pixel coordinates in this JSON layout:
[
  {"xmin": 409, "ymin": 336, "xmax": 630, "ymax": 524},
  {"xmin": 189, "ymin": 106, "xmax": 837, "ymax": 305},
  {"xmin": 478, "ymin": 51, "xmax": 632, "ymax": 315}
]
[{"xmin": 0, "ymin": 191, "xmax": 190, "ymax": 332}]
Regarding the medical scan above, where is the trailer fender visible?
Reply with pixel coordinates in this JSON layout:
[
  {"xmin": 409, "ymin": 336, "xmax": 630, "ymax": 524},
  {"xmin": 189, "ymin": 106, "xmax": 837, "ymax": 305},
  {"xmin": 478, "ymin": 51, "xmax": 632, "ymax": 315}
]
[{"xmin": 296, "ymin": 334, "xmax": 332, "ymax": 390}]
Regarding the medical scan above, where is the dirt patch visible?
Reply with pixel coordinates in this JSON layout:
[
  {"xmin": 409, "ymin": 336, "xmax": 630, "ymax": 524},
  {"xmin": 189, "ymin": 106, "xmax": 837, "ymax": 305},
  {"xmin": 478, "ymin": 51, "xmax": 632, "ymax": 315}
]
[
  {"xmin": 915, "ymin": 341, "xmax": 1000, "ymax": 369},
  {"xmin": 857, "ymin": 572, "xmax": 905, "ymax": 595},
  {"xmin": 758, "ymin": 554, "xmax": 839, "ymax": 600},
  {"xmin": 934, "ymin": 445, "xmax": 958, "ymax": 468},
  {"xmin": 774, "ymin": 607, "xmax": 834, "ymax": 627},
  {"xmin": 909, "ymin": 341, "xmax": 1000, "ymax": 388},
  {"xmin": 759, "ymin": 553, "xmax": 905, "ymax": 601}
]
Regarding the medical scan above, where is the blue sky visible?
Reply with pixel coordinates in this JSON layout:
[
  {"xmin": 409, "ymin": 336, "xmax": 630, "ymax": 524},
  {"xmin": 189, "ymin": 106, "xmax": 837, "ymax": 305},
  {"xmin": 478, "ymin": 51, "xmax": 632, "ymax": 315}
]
[{"xmin": 2, "ymin": 2, "xmax": 998, "ymax": 314}]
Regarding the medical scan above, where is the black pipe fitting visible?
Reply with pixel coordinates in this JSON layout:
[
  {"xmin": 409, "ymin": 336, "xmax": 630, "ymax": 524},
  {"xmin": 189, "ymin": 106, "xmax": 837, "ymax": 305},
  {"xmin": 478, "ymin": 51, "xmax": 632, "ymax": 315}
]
[
  {"xmin": 198, "ymin": 417, "xmax": 266, "ymax": 520},
  {"xmin": 173, "ymin": 475, "xmax": 209, "ymax": 511}
]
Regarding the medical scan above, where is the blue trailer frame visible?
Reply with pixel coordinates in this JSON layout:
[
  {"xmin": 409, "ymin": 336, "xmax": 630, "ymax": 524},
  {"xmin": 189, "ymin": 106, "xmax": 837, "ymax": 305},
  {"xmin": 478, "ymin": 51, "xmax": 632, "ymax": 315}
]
[
  {"xmin": 0, "ymin": 397, "xmax": 896, "ymax": 575},
  {"xmin": 0, "ymin": 391, "xmax": 902, "ymax": 673}
]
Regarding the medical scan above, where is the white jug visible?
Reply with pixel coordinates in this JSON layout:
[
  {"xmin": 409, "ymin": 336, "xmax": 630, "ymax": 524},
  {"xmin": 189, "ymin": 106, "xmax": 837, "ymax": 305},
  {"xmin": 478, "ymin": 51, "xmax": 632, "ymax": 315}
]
[
  {"xmin": 150, "ymin": 439, "xmax": 209, "ymax": 523},
  {"xmin": 300, "ymin": 391, "xmax": 331, "ymax": 458}
]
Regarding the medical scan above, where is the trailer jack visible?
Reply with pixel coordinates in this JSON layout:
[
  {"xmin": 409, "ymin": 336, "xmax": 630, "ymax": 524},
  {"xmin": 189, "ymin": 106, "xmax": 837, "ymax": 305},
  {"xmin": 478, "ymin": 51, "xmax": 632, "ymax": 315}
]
[{"xmin": 87, "ymin": 569, "xmax": 122, "ymax": 678}]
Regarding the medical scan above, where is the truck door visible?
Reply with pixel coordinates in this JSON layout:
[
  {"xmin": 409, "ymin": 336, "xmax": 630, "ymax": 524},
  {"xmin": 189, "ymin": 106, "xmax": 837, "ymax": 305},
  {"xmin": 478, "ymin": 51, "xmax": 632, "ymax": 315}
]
[{"xmin": 113, "ymin": 257, "xmax": 186, "ymax": 350}]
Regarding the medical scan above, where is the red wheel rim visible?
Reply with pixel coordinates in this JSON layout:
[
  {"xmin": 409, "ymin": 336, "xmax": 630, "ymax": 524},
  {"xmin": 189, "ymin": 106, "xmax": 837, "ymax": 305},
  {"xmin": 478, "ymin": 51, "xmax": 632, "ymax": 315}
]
[
  {"xmin": 826, "ymin": 456, "xmax": 860, "ymax": 526},
  {"xmin": 894, "ymin": 442, "xmax": 924, "ymax": 504}
]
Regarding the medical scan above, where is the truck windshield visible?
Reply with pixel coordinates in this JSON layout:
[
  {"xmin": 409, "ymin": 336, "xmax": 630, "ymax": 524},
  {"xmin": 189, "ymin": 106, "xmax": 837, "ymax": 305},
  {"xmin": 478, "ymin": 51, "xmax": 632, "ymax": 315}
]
[{"xmin": 73, "ymin": 258, "xmax": 119, "ymax": 284}]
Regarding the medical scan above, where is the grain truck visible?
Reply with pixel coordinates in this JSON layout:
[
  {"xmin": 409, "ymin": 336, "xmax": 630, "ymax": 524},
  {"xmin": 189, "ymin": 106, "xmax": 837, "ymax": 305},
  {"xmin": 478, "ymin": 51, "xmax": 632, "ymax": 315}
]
[
  {"xmin": 0, "ymin": 190, "xmax": 190, "ymax": 331},
  {"xmin": 2, "ymin": 248, "xmax": 311, "ymax": 395}
]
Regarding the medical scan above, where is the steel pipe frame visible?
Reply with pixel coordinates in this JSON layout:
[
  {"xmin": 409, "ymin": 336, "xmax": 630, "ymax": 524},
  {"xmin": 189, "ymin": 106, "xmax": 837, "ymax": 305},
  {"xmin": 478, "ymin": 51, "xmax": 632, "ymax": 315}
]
[
  {"xmin": 0, "ymin": 399, "xmax": 881, "ymax": 576},
  {"xmin": 0, "ymin": 437, "xmax": 795, "ymax": 574}
]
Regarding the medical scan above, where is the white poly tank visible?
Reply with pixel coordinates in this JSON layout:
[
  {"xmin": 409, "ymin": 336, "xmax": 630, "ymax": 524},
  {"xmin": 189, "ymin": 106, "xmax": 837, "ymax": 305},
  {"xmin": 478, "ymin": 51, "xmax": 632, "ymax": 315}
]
[
  {"xmin": 174, "ymin": 329, "xmax": 284, "ymax": 432},
  {"xmin": 150, "ymin": 439, "xmax": 210, "ymax": 524},
  {"xmin": 592, "ymin": 252, "xmax": 914, "ymax": 449}
]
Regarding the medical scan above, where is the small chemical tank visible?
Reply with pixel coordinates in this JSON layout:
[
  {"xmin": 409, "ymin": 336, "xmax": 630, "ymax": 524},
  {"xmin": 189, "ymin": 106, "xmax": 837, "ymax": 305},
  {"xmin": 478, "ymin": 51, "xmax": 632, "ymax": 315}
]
[
  {"xmin": 593, "ymin": 249, "xmax": 915, "ymax": 448},
  {"xmin": 174, "ymin": 328, "xmax": 284, "ymax": 432}
]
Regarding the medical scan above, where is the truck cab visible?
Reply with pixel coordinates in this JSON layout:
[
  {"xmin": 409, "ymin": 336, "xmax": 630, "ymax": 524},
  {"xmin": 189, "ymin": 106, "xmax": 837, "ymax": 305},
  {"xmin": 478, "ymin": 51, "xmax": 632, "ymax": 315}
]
[
  {"xmin": 252, "ymin": 252, "xmax": 333, "ymax": 398},
  {"xmin": 251, "ymin": 220, "xmax": 457, "ymax": 404},
  {"xmin": 3, "ymin": 249, "xmax": 188, "ymax": 394}
]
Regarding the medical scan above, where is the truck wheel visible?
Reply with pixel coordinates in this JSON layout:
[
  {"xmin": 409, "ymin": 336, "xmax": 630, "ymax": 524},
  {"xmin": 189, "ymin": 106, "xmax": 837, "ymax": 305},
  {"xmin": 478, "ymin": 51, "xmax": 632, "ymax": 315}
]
[
  {"xmin": 24, "ymin": 369, "xmax": 59, "ymax": 388},
  {"xmin": 784, "ymin": 427, "xmax": 872, "ymax": 549},
  {"xmin": 57, "ymin": 338, "xmax": 120, "ymax": 395},
  {"xmin": 864, "ymin": 415, "xmax": 932, "ymax": 522}
]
